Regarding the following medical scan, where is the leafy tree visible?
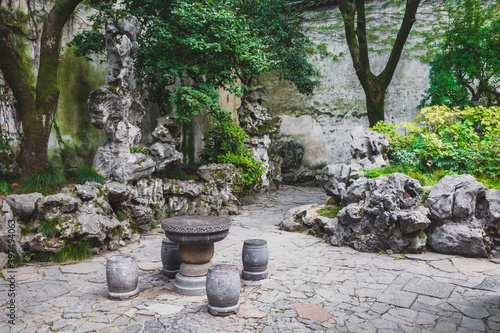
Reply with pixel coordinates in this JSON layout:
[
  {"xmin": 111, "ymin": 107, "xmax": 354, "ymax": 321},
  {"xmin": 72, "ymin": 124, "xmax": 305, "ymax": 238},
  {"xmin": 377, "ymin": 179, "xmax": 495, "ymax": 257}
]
[
  {"xmin": 338, "ymin": 0, "xmax": 422, "ymax": 127},
  {"xmin": 71, "ymin": 0, "xmax": 317, "ymax": 184},
  {"xmin": 236, "ymin": 0, "xmax": 318, "ymax": 94},
  {"xmin": 0, "ymin": 0, "xmax": 83, "ymax": 174},
  {"xmin": 421, "ymin": 0, "xmax": 500, "ymax": 107}
]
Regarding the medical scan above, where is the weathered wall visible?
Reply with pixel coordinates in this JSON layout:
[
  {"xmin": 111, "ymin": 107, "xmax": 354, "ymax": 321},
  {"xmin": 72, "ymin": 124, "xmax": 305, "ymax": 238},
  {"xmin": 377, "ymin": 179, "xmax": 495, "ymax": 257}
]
[
  {"xmin": 1, "ymin": 0, "xmax": 437, "ymax": 172},
  {"xmin": 257, "ymin": 0, "xmax": 436, "ymax": 167}
]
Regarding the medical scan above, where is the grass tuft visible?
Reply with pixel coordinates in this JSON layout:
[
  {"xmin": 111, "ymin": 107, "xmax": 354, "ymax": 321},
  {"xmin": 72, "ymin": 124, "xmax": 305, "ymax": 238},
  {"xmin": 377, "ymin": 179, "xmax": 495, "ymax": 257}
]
[
  {"xmin": 74, "ymin": 165, "xmax": 105, "ymax": 184},
  {"xmin": 19, "ymin": 164, "xmax": 66, "ymax": 195}
]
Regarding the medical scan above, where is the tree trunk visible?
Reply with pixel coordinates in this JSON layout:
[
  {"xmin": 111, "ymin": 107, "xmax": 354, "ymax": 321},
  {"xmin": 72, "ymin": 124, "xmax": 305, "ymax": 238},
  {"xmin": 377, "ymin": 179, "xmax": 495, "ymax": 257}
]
[
  {"xmin": 365, "ymin": 87, "xmax": 386, "ymax": 127},
  {"xmin": 339, "ymin": 0, "xmax": 421, "ymax": 126},
  {"xmin": 0, "ymin": 0, "xmax": 82, "ymax": 175}
]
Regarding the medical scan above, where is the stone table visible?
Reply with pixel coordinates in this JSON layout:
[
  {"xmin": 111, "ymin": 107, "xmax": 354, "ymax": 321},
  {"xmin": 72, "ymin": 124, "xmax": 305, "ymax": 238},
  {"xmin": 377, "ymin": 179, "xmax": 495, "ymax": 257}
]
[{"xmin": 161, "ymin": 216, "xmax": 231, "ymax": 295}]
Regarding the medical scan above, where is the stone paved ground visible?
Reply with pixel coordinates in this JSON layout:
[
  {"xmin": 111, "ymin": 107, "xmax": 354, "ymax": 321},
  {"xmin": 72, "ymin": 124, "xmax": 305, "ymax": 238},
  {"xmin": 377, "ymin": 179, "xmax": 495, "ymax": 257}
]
[{"xmin": 2, "ymin": 185, "xmax": 500, "ymax": 332}]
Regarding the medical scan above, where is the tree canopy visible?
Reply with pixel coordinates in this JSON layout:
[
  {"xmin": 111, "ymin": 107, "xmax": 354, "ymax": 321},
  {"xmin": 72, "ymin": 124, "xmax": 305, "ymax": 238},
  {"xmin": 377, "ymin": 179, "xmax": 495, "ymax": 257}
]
[
  {"xmin": 71, "ymin": 0, "xmax": 318, "ymax": 120},
  {"xmin": 421, "ymin": 0, "xmax": 500, "ymax": 108}
]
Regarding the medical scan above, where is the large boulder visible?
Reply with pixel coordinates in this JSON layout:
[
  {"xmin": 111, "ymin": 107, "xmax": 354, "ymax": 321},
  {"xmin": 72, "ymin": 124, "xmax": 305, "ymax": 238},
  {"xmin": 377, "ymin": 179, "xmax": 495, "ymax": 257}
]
[
  {"xmin": 426, "ymin": 175, "xmax": 493, "ymax": 258},
  {"xmin": 330, "ymin": 173, "xmax": 429, "ymax": 253},
  {"xmin": 93, "ymin": 144, "xmax": 156, "ymax": 182},
  {"xmin": 426, "ymin": 174, "xmax": 487, "ymax": 220},
  {"xmin": 5, "ymin": 193, "xmax": 44, "ymax": 222}
]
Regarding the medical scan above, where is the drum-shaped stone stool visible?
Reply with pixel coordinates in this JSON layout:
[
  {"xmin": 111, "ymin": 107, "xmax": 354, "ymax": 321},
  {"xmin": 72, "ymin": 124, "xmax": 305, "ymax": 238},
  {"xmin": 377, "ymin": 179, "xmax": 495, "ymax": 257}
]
[
  {"xmin": 161, "ymin": 238, "xmax": 182, "ymax": 278},
  {"xmin": 242, "ymin": 239, "xmax": 268, "ymax": 281},
  {"xmin": 106, "ymin": 254, "xmax": 139, "ymax": 300},
  {"xmin": 206, "ymin": 264, "xmax": 240, "ymax": 316}
]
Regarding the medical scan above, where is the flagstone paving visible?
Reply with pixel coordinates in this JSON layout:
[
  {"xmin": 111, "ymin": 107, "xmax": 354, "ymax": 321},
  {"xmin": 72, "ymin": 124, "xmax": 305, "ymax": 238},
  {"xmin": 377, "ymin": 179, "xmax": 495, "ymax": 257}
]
[{"xmin": 2, "ymin": 185, "xmax": 500, "ymax": 332}]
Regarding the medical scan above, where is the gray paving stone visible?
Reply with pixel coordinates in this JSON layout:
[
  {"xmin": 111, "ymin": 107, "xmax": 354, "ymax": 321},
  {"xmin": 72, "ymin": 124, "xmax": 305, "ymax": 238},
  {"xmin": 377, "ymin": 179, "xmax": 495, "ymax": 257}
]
[
  {"xmin": 402, "ymin": 277, "xmax": 455, "ymax": 298},
  {"xmin": 119, "ymin": 323, "xmax": 143, "ymax": 333},
  {"xmin": 377, "ymin": 290, "xmax": 418, "ymax": 308}
]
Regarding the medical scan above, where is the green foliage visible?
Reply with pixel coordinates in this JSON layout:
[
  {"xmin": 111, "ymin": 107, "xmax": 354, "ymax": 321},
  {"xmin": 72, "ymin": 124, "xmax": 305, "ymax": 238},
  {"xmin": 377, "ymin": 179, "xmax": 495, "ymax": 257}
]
[
  {"xmin": 19, "ymin": 164, "xmax": 66, "ymax": 195},
  {"xmin": 0, "ymin": 176, "xmax": 9, "ymax": 195},
  {"xmin": 39, "ymin": 218, "xmax": 60, "ymax": 238},
  {"xmin": 74, "ymin": 165, "xmax": 105, "ymax": 184},
  {"xmin": 130, "ymin": 146, "xmax": 150, "ymax": 155},
  {"xmin": 419, "ymin": 55, "xmax": 472, "ymax": 108},
  {"xmin": 421, "ymin": 0, "xmax": 500, "ymax": 107},
  {"xmin": 200, "ymin": 117, "xmax": 265, "ymax": 186},
  {"xmin": 370, "ymin": 105, "xmax": 500, "ymax": 187},
  {"xmin": 37, "ymin": 240, "xmax": 93, "ymax": 263},
  {"xmin": 317, "ymin": 205, "xmax": 341, "ymax": 219},
  {"xmin": 364, "ymin": 165, "xmax": 452, "ymax": 187},
  {"xmin": 150, "ymin": 221, "xmax": 158, "ymax": 230}
]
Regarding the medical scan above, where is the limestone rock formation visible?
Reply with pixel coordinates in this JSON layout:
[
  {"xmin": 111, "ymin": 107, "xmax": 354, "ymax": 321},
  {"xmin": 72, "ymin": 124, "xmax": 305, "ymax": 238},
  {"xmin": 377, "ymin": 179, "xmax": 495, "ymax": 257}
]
[
  {"xmin": 6, "ymin": 193, "xmax": 44, "ymax": 222},
  {"xmin": 317, "ymin": 164, "xmax": 352, "ymax": 204},
  {"xmin": 89, "ymin": 15, "xmax": 181, "ymax": 182},
  {"xmin": 349, "ymin": 127, "xmax": 390, "ymax": 170},
  {"xmin": 270, "ymin": 139, "xmax": 315, "ymax": 184},
  {"xmin": 280, "ymin": 204, "xmax": 337, "ymax": 234},
  {"xmin": 238, "ymin": 88, "xmax": 282, "ymax": 191},
  {"xmin": 163, "ymin": 164, "xmax": 244, "ymax": 217},
  {"xmin": 285, "ymin": 173, "xmax": 430, "ymax": 253}
]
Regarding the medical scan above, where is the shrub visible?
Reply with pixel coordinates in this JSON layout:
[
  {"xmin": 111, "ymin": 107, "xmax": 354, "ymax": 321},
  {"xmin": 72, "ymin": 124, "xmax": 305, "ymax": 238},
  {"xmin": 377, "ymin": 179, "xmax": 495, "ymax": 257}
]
[
  {"xmin": 371, "ymin": 106, "xmax": 500, "ymax": 184},
  {"xmin": 19, "ymin": 164, "xmax": 66, "ymax": 195},
  {"xmin": 200, "ymin": 120, "xmax": 265, "ymax": 186}
]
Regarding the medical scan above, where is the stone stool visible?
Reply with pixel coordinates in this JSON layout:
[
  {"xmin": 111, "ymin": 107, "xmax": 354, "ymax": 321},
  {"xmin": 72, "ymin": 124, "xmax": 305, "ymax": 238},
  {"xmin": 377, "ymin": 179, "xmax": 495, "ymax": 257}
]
[
  {"xmin": 161, "ymin": 238, "xmax": 182, "ymax": 278},
  {"xmin": 106, "ymin": 254, "xmax": 139, "ymax": 299},
  {"xmin": 242, "ymin": 239, "xmax": 268, "ymax": 281},
  {"xmin": 206, "ymin": 264, "xmax": 240, "ymax": 316}
]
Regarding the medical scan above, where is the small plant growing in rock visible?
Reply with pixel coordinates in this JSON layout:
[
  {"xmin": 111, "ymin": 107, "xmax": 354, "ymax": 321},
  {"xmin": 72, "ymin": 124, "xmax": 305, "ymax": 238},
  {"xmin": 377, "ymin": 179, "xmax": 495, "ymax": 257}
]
[
  {"xmin": 37, "ymin": 240, "xmax": 93, "ymax": 263},
  {"xmin": 130, "ymin": 146, "xmax": 150, "ymax": 155},
  {"xmin": 39, "ymin": 218, "xmax": 60, "ymax": 238},
  {"xmin": 150, "ymin": 221, "xmax": 158, "ymax": 231},
  {"xmin": 317, "ymin": 206, "xmax": 341, "ymax": 219},
  {"xmin": 74, "ymin": 165, "xmax": 105, "ymax": 184}
]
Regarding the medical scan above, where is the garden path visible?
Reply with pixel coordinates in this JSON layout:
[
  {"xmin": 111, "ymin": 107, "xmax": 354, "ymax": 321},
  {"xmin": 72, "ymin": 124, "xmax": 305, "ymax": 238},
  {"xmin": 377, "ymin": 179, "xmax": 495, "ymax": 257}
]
[{"xmin": 2, "ymin": 185, "xmax": 500, "ymax": 332}]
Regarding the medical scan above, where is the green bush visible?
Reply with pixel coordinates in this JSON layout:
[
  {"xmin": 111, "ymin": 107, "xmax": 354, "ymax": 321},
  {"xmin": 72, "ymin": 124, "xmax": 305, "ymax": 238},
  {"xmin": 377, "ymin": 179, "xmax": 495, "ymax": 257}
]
[
  {"xmin": 19, "ymin": 164, "xmax": 66, "ymax": 195},
  {"xmin": 74, "ymin": 165, "xmax": 105, "ymax": 184},
  {"xmin": 200, "ymin": 120, "xmax": 265, "ymax": 186},
  {"xmin": 371, "ymin": 105, "xmax": 500, "ymax": 187}
]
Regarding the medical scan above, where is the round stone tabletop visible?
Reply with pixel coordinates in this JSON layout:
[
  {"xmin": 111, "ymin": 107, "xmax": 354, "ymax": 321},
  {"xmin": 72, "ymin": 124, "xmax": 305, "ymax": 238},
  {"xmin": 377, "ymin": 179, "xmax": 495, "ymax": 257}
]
[{"xmin": 161, "ymin": 216, "xmax": 231, "ymax": 244}]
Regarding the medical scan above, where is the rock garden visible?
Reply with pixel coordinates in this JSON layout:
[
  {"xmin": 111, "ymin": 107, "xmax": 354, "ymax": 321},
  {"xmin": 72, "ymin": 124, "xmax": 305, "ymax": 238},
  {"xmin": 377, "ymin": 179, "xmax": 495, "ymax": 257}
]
[{"xmin": 1, "ymin": 0, "xmax": 500, "ymax": 332}]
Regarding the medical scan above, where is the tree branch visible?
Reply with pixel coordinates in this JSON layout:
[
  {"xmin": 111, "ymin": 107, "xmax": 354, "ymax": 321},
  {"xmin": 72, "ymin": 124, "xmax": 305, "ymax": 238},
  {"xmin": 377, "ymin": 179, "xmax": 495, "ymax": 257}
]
[
  {"xmin": 379, "ymin": 0, "xmax": 421, "ymax": 88},
  {"xmin": 339, "ymin": 0, "xmax": 363, "ymax": 75}
]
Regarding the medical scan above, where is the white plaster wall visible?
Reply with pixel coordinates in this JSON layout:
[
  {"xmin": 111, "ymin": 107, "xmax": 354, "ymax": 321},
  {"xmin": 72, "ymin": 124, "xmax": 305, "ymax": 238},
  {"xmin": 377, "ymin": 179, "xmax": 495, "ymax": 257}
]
[{"xmin": 260, "ymin": 0, "xmax": 438, "ymax": 167}]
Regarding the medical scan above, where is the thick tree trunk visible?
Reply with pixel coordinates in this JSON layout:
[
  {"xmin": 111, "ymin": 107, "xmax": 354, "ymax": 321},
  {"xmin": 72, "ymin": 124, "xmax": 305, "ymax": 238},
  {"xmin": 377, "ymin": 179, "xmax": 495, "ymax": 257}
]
[
  {"xmin": 0, "ymin": 0, "xmax": 82, "ymax": 175},
  {"xmin": 365, "ymin": 87, "xmax": 386, "ymax": 127}
]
